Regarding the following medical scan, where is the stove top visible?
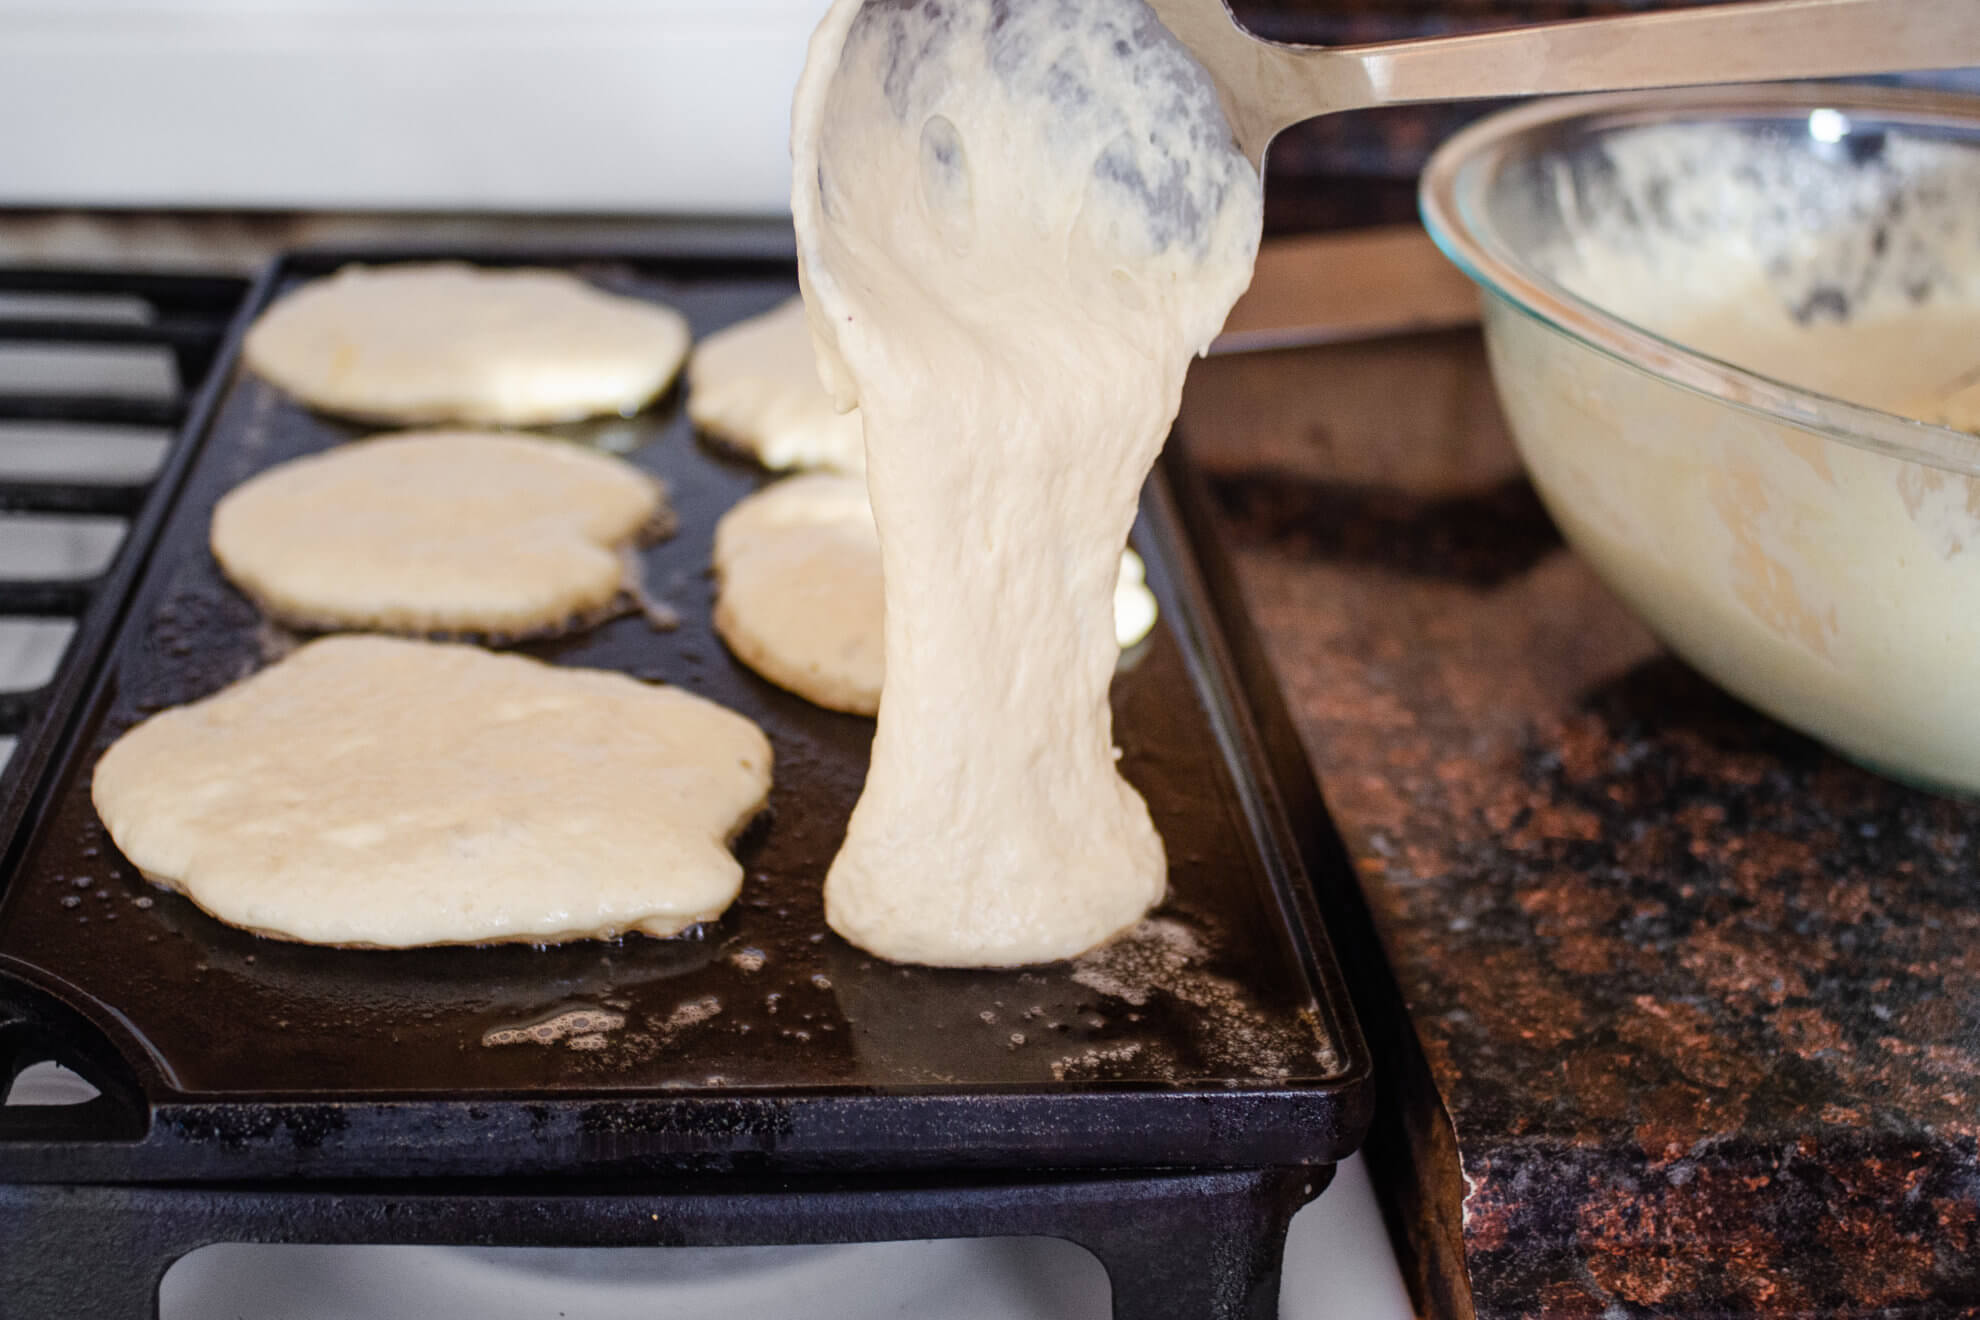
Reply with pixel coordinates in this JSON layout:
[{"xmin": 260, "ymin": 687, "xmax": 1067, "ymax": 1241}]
[
  {"xmin": 154, "ymin": 1155, "xmax": 1408, "ymax": 1320},
  {"xmin": 2, "ymin": 1047, "xmax": 1418, "ymax": 1318},
  {"xmin": 0, "ymin": 251, "xmax": 1411, "ymax": 1320}
]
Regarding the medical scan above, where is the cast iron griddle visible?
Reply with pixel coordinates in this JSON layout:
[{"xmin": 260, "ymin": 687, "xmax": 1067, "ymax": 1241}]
[{"xmin": 0, "ymin": 237, "xmax": 1371, "ymax": 1183}]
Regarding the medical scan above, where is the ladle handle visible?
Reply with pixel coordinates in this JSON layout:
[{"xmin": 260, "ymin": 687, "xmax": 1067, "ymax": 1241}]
[{"xmin": 1319, "ymin": 0, "xmax": 1980, "ymax": 114}]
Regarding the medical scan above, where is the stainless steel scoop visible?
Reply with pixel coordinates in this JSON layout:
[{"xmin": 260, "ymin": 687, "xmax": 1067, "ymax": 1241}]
[{"xmin": 1145, "ymin": 0, "xmax": 1980, "ymax": 167}]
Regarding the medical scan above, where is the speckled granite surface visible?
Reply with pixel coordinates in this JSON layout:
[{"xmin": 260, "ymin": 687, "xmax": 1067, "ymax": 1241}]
[{"xmin": 1180, "ymin": 329, "xmax": 1980, "ymax": 1318}]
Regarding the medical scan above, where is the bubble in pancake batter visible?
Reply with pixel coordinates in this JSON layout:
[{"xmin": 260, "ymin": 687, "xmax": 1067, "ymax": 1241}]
[{"xmin": 481, "ymin": 1007, "xmax": 628, "ymax": 1048}]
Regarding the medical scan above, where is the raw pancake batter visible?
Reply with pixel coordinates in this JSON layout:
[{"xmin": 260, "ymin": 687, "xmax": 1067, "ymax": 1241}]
[
  {"xmin": 687, "ymin": 297, "xmax": 867, "ymax": 472},
  {"xmin": 210, "ymin": 430, "xmax": 670, "ymax": 638},
  {"xmin": 244, "ymin": 263, "xmax": 691, "ymax": 426},
  {"xmin": 92, "ymin": 635, "xmax": 772, "ymax": 947},
  {"xmin": 713, "ymin": 473, "xmax": 1161, "ymax": 716},
  {"xmin": 1905, "ymin": 374, "xmax": 1980, "ymax": 435},
  {"xmin": 792, "ymin": 0, "xmax": 1261, "ymax": 965},
  {"xmin": 1498, "ymin": 121, "xmax": 1980, "ymax": 788}
]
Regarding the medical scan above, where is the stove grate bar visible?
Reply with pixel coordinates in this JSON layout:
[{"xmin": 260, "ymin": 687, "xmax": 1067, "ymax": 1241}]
[
  {"xmin": 0, "ymin": 396, "xmax": 184, "ymax": 428},
  {"xmin": 0, "ymin": 268, "xmax": 245, "ymax": 308},
  {"xmin": 0, "ymin": 691, "xmax": 36, "ymax": 738},
  {"xmin": 0, "ymin": 480, "xmax": 150, "ymax": 518},
  {"xmin": 0, "ymin": 318, "xmax": 227, "ymax": 350},
  {"xmin": 0, "ymin": 580, "xmax": 98, "ymax": 618},
  {"xmin": 0, "ymin": 267, "xmax": 248, "ymax": 772}
]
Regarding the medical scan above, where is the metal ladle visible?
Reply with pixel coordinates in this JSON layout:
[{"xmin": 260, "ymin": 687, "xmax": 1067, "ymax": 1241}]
[{"xmin": 1145, "ymin": 0, "xmax": 1980, "ymax": 168}]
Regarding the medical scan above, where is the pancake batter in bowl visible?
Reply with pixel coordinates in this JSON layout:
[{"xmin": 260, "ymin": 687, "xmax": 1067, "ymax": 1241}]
[{"xmin": 790, "ymin": 0, "xmax": 1262, "ymax": 965}]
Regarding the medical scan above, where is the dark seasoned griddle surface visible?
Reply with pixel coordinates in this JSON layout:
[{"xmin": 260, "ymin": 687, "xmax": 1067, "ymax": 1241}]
[{"xmin": 0, "ymin": 247, "xmax": 1362, "ymax": 1157}]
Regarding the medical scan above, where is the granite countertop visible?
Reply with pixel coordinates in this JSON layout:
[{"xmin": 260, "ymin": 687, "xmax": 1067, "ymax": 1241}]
[{"xmin": 1179, "ymin": 269, "xmax": 1980, "ymax": 1317}]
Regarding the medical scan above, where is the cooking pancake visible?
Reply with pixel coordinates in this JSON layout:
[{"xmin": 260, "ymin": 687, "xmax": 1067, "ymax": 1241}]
[
  {"xmin": 712, "ymin": 473, "xmax": 1159, "ymax": 717},
  {"xmin": 687, "ymin": 296, "xmax": 867, "ymax": 473},
  {"xmin": 243, "ymin": 262, "xmax": 691, "ymax": 426},
  {"xmin": 91, "ymin": 635, "xmax": 773, "ymax": 947},
  {"xmin": 210, "ymin": 430, "xmax": 671, "ymax": 639}
]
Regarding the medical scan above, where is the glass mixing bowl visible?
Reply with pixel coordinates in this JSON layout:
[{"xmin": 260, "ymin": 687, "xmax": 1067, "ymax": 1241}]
[{"xmin": 1420, "ymin": 83, "xmax": 1980, "ymax": 792}]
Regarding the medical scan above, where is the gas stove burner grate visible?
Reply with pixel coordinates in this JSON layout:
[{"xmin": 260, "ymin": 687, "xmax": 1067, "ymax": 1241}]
[{"xmin": 0, "ymin": 267, "xmax": 246, "ymax": 784}]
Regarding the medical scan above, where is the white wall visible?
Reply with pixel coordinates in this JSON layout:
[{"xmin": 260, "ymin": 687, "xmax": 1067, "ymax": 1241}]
[{"xmin": 0, "ymin": 1, "xmax": 832, "ymax": 212}]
